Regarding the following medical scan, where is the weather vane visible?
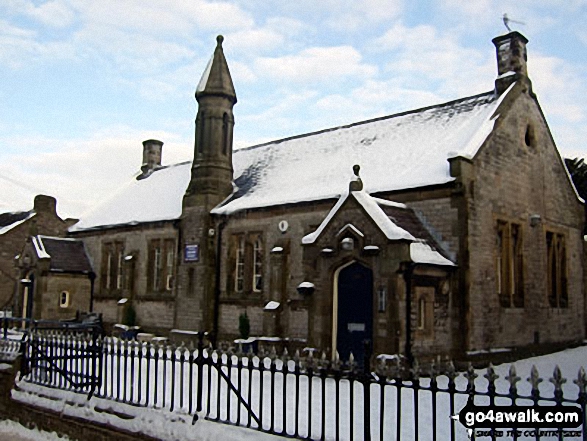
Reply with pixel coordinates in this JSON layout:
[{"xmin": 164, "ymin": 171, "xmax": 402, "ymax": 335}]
[{"xmin": 502, "ymin": 13, "xmax": 525, "ymax": 32}]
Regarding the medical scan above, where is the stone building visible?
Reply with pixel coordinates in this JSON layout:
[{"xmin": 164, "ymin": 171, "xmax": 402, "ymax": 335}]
[
  {"xmin": 0, "ymin": 195, "xmax": 75, "ymax": 315},
  {"xmin": 15, "ymin": 235, "xmax": 94, "ymax": 321},
  {"xmin": 68, "ymin": 31, "xmax": 585, "ymax": 362}
]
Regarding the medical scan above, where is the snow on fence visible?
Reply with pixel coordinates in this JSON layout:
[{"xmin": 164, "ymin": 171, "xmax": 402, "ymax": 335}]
[{"xmin": 14, "ymin": 330, "xmax": 587, "ymax": 441}]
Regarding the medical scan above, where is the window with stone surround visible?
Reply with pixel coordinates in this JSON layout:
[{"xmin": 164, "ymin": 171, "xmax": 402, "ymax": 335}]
[
  {"xmin": 415, "ymin": 286, "xmax": 434, "ymax": 337},
  {"xmin": 546, "ymin": 231, "xmax": 567, "ymax": 308},
  {"xmin": 229, "ymin": 233, "xmax": 264, "ymax": 295},
  {"xmin": 148, "ymin": 238, "xmax": 175, "ymax": 293},
  {"xmin": 496, "ymin": 220, "xmax": 524, "ymax": 308},
  {"xmin": 101, "ymin": 241, "xmax": 124, "ymax": 293},
  {"xmin": 59, "ymin": 291, "xmax": 70, "ymax": 308}
]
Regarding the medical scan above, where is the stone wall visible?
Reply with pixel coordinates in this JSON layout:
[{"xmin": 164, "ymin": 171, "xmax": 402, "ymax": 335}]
[
  {"xmin": 0, "ymin": 360, "xmax": 159, "ymax": 441},
  {"xmin": 466, "ymin": 85, "xmax": 585, "ymax": 351},
  {"xmin": 40, "ymin": 273, "xmax": 92, "ymax": 321},
  {"xmin": 0, "ymin": 196, "xmax": 72, "ymax": 315},
  {"xmin": 72, "ymin": 221, "xmax": 178, "ymax": 333}
]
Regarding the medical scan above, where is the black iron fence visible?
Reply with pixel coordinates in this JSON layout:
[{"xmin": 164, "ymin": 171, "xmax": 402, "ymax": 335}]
[
  {"xmin": 0, "ymin": 316, "xmax": 103, "ymax": 396},
  {"xmin": 8, "ymin": 328, "xmax": 584, "ymax": 441}
]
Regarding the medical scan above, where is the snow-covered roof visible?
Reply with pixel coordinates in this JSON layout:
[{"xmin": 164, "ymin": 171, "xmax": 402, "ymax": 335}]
[
  {"xmin": 31, "ymin": 235, "xmax": 94, "ymax": 273},
  {"xmin": 410, "ymin": 241, "xmax": 455, "ymax": 267},
  {"xmin": 70, "ymin": 162, "xmax": 191, "ymax": 232},
  {"xmin": 213, "ymin": 88, "xmax": 510, "ymax": 215},
  {"xmin": 73, "ymin": 89, "xmax": 510, "ymax": 231},
  {"xmin": 0, "ymin": 211, "xmax": 35, "ymax": 236},
  {"xmin": 302, "ymin": 190, "xmax": 414, "ymax": 245},
  {"xmin": 302, "ymin": 189, "xmax": 455, "ymax": 266}
]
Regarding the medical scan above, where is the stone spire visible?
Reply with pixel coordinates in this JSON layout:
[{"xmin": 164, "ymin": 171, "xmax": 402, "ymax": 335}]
[
  {"xmin": 196, "ymin": 35, "xmax": 237, "ymax": 103},
  {"xmin": 185, "ymin": 35, "xmax": 237, "ymax": 205}
]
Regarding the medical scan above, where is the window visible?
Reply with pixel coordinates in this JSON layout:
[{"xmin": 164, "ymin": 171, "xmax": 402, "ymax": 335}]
[
  {"xmin": 415, "ymin": 286, "xmax": 434, "ymax": 337},
  {"xmin": 101, "ymin": 241, "xmax": 124, "ymax": 292},
  {"xmin": 417, "ymin": 297, "xmax": 426, "ymax": 329},
  {"xmin": 524, "ymin": 124, "xmax": 536, "ymax": 148},
  {"xmin": 235, "ymin": 236, "xmax": 245, "ymax": 292},
  {"xmin": 149, "ymin": 239, "xmax": 175, "ymax": 292},
  {"xmin": 222, "ymin": 113, "xmax": 229, "ymax": 155},
  {"xmin": 496, "ymin": 220, "xmax": 524, "ymax": 308},
  {"xmin": 253, "ymin": 238, "xmax": 263, "ymax": 292},
  {"xmin": 59, "ymin": 291, "xmax": 70, "ymax": 308},
  {"xmin": 546, "ymin": 232, "xmax": 567, "ymax": 308},
  {"xmin": 377, "ymin": 286, "xmax": 386, "ymax": 313},
  {"xmin": 197, "ymin": 111, "xmax": 205, "ymax": 154},
  {"xmin": 230, "ymin": 233, "xmax": 264, "ymax": 294}
]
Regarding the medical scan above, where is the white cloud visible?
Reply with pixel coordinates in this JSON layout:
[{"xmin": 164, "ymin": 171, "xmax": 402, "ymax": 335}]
[
  {"xmin": 224, "ymin": 28, "xmax": 285, "ymax": 54},
  {"xmin": 0, "ymin": 128, "xmax": 192, "ymax": 217},
  {"xmin": 67, "ymin": 0, "xmax": 253, "ymax": 35},
  {"xmin": 0, "ymin": 19, "xmax": 74, "ymax": 68},
  {"xmin": 374, "ymin": 23, "xmax": 494, "ymax": 97},
  {"xmin": 255, "ymin": 46, "xmax": 377, "ymax": 84},
  {"xmin": 72, "ymin": 24, "xmax": 195, "ymax": 74},
  {"xmin": 0, "ymin": 0, "xmax": 75, "ymax": 28}
]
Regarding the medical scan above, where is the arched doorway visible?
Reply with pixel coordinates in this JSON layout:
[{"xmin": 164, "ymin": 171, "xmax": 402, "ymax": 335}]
[{"xmin": 333, "ymin": 261, "xmax": 373, "ymax": 365}]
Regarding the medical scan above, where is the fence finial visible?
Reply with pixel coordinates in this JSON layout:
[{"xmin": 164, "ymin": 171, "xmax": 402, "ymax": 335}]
[
  {"xmin": 506, "ymin": 365, "xmax": 521, "ymax": 388},
  {"xmin": 549, "ymin": 365, "xmax": 566, "ymax": 391},
  {"xmin": 574, "ymin": 366, "xmax": 587, "ymax": 393},
  {"xmin": 528, "ymin": 365, "xmax": 543, "ymax": 390}
]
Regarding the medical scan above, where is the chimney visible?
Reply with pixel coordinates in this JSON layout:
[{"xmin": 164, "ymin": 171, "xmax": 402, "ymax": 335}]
[
  {"xmin": 139, "ymin": 139, "xmax": 163, "ymax": 179},
  {"xmin": 33, "ymin": 195, "xmax": 57, "ymax": 215},
  {"xmin": 492, "ymin": 31, "xmax": 530, "ymax": 94}
]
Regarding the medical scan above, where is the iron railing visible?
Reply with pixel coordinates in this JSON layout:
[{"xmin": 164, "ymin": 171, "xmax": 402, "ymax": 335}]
[{"xmin": 12, "ymin": 329, "xmax": 585, "ymax": 441}]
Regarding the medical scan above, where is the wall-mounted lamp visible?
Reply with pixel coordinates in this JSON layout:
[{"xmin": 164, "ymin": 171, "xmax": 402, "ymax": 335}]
[
  {"xmin": 341, "ymin": 237, "xmax": 354, "ymax": 251},
  {"xmin": 297, "ymin": 281, "xmax": 315, "ymax": 296},
  {"xmin": 529, "ymin": 214, "xmax": 541, "ymax": 227}
]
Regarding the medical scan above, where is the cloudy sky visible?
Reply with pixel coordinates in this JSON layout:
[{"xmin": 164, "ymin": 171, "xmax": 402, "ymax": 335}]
[{"xmin": 1, "ymin": 0, "xmax": 586, "ymax": 218}]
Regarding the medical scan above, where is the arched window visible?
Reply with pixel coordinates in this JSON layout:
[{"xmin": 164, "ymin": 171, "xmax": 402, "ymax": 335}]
[
  {"xmin": 222, "ymin": 113, "xmax": 229, "ymax": 155},
  {"xmin": 60, "ymin": 291, "xmax": 70, "ymax": 308},
  {"xmin": 524, "ymin": 124, "xmax": 536, "ymax": 148},
  {"xmin": 198, "ymin": 111, "xmax": 205, "ymax": 154},
  {"xmin": 235, "ymin": 236, "xmax": 245, "ymax": 293},
  {"xmin": 253, "ymin": 237, "xmax": 263, "ymax": 292}
]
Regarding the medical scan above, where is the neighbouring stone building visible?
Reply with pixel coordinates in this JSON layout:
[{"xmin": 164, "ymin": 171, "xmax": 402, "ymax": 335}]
[
  {"xmin": 0, "ymin": 195, "xmax": 77, "ymax": 316},
  {"xmin": 61, "ymin": 31, "xmax": 584, "ymax": 362},
  {"xmin": 15, "ymin": 235, "xmax": 94, "ymax": 321}
]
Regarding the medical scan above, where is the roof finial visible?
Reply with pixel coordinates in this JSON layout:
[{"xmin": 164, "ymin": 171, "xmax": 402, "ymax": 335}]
[
  {"xmin": 349, "ymin": 164, "xmax": 363, "ymax": 192},
  {"xmin": 216, "ymin": 35, "xmax": 224, "ymax": 46}
]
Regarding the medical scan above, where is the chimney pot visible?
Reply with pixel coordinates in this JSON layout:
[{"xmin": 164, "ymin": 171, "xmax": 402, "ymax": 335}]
[
  {"xmin": 492, "ymin": 31, "xmax": 530, "ymax": 94},
  {"xmin": 140, "ymin": 139, "xmax": 163, "ymax": 178},
  {"xmin": 33, "ymin": 195, "xmax": 57, "ymax": 215}
]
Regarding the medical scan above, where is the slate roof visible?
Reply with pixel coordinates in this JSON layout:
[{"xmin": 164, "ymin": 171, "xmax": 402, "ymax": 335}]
[
  {"xmin": 71, "ymin": 87, "xmax": 512, "ymax": 232},
  {"xmin": 32, "ymin": 235, "xmax": 94, "ymax": 274},
  {"xmin": 0, "ymin": 211, "xmax": 34, "ymax": 235}
]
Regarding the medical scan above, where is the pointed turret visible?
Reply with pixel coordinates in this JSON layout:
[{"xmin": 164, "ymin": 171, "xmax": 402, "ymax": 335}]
[
  {"xmin": 196, "ymin": 35, "xmax": 237, "ymax": 103},
  {"xmin": 176, "ymin": 36, "xmax": 237, "ymax": 333},
  {"xmin": 185, "ymin": 35, "xmax": 237, "ymax": 205}
]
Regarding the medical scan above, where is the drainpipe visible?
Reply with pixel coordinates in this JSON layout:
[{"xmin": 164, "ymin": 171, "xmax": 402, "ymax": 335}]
[
  {"xmin": 212, "ymin": 215, "xmax": 228, "ymax": 347},
  {"xmin": 89, "ymin": 272, "xmax": 96, "ymax": 312},
  {"xmin": 403, "ymin": 262, "xmax": 417, "ymax": 368}
]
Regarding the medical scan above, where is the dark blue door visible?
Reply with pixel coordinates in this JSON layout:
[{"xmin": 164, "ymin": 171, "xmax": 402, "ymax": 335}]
[{"xmin": 337, "ymin": 262, "xmax": 373, "ymax": 366}]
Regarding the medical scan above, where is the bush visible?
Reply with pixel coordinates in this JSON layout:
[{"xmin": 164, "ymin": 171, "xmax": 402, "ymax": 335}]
[
  {"xmin": 238, "ymin": 311, "xmax": 250, "ymax": 340},
  {"xmin": 123, "ymin": 304, "xmax": 136, "ymax": 327}
]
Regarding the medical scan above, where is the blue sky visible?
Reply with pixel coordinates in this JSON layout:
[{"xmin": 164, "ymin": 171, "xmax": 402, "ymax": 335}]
[{"xmin": 1, "ymin": 0, "xmax": 586, "ymax": 217}]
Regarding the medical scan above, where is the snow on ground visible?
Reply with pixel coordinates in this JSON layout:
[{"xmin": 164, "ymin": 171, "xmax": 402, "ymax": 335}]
[
  {"xmin": 10, "ymin": 344, "xmax": 587, "ymax": 441},
  {"xmin": 0, "ymin": 419, "xmax": 70, "ymax": 441}
]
